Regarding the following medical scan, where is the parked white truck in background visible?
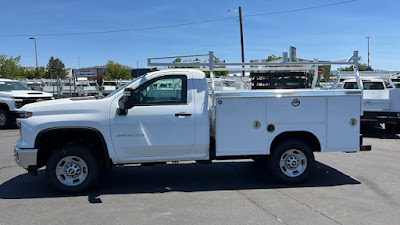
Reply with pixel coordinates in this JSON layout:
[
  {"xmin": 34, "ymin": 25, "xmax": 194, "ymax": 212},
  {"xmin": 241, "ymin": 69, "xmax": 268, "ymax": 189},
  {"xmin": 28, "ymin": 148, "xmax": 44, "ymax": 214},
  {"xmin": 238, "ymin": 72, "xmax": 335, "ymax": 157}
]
[
  {"xmin": 334, "ymin": 71, "xmax": 400, "ymax": 132},
  {"xmin": 0, "ymin": 79, "xmax": 53, "ymax": 129},
  {"xmin": 14, "ymin": 51, "xmax": 371, "ymax": 193}
]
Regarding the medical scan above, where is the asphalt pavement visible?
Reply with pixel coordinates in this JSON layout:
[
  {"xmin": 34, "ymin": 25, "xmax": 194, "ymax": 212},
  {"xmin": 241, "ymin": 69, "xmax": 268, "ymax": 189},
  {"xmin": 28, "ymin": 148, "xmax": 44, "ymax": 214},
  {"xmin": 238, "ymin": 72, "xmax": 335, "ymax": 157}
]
[{"xmin": 0, "ymin": 125, "xmax": 399, "ymax": 225}]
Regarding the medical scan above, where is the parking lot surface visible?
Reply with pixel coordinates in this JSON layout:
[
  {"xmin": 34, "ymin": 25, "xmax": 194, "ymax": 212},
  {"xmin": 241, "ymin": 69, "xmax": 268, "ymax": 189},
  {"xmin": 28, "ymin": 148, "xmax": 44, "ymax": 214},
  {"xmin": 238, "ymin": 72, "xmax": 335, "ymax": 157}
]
[{"xmin": 1, "ymin": 126, "xmax": 399, "ymax": 225}]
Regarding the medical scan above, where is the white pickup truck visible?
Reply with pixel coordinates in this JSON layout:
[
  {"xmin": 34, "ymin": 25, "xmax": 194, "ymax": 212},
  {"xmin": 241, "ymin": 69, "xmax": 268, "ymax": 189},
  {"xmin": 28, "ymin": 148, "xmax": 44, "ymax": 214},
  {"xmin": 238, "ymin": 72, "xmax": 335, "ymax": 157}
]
[
  {"xmin": 334, "ymin": 71, "xmax": 400, "ymax": 132},
  {"xmin": 14, "ymin": 52, "xmax": 370, "ymax": 193},
  {"xmin": 0, "ymin": 79, "xmax": 53, "ymax": 129}
]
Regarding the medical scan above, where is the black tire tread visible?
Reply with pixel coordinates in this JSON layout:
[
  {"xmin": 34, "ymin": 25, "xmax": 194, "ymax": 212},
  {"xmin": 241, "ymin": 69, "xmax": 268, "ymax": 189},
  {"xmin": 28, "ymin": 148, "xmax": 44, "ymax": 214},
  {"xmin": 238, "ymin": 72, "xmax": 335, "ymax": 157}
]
[
  {"xmin": 268, "ymin": 139, "xmax": 315, "ymax": 184},
  {"xmin": 0, "ymin": 109, "xmax": 10, "ymax": 129},
  {"xmin": 46, "ymin": 144, "xmax": 100, "ymax": 193}
]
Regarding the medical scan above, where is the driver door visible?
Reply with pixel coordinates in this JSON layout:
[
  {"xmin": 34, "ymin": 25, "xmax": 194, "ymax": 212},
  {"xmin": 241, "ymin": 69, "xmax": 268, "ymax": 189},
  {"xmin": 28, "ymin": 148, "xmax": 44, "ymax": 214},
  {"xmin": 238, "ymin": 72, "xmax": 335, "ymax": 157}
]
[{"xmin": 110, "ymin": 74, "xmax": 195, "ymax": 160}]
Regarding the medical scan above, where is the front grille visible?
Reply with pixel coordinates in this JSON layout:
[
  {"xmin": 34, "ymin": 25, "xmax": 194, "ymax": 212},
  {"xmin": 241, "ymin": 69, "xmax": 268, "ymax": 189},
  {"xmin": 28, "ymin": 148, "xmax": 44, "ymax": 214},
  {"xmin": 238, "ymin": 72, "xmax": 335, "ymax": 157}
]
[{"xmin": 16, "ymin": 97, "xmax": 53, "ymax": 108}]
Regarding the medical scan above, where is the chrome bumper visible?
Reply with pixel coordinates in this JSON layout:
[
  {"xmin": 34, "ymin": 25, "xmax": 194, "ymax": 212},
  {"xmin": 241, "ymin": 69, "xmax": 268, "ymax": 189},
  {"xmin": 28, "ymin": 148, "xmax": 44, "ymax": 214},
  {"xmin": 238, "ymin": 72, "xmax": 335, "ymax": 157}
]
[{"xmin": 14, "ymin": 146, "xmax": 37, "ymax": 169}]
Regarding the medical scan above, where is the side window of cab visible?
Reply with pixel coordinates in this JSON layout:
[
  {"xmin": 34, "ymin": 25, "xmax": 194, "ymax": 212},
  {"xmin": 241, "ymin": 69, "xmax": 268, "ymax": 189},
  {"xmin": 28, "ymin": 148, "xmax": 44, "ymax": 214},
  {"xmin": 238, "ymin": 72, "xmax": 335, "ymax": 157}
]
[{"xmin": 134, "ymin": 75, "xmax": 187, "ymax": 105}]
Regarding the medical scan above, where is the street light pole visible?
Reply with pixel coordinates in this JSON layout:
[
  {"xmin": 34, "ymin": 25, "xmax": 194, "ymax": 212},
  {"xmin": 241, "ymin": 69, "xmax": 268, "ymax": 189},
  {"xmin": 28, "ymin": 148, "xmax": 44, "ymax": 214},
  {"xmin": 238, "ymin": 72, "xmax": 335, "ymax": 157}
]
[
  {"xmin": 29, "ymin": 37, "xmax": 39, "ymax": 77},
  {"xmin": 228, "ymin": 6, "xmax": 245, "ymax": 76},
  {"xmin": 366, "ymin": 36, "xmax": 371, "ymax": 69},
  {"xmin": 136, "ymin": 60, "xmax": 139, "ymax": 78}
]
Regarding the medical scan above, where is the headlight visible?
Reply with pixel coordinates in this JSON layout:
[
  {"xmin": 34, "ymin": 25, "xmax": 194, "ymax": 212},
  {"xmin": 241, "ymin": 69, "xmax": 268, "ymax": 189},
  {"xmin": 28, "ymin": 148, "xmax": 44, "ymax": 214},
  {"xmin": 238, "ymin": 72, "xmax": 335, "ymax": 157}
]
[
  {"xmin": 18, "ymin": 112, "xmax": 33, "ymax": 119},
  {"xmin": 14, "ymin": 100, "xmax": 24, "ymax": 109}
]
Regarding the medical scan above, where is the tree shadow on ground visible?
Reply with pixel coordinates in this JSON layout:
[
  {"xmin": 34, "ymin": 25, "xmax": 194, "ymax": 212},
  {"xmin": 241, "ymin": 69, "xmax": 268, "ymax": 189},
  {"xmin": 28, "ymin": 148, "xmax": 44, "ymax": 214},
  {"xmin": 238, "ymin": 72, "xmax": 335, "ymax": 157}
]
[{"xmin": 0, "ymin": 161, "xmax": 360, "ymax": 202}]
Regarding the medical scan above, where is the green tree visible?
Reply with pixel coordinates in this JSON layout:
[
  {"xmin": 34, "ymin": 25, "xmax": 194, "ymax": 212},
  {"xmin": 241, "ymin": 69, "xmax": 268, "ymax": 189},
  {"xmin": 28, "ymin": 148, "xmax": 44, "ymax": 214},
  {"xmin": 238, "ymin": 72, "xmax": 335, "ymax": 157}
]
[
  {"xmin": 0, "ymin": 55, "xmax": 25, "ymax": 79},
  {"xmin": 339, "ymin": 62, "xmax": 373, "ymax": 71},
  {"xmin": 266, "ymin": 54, "xmax": 282, "ymax": 62},
  {"xmin": 24, "ymin": 67, "xmax": 46, "ymax": 79},
  {"xmin": 46, "ymin": 56, "xmax": 67, "ymax": 79},
  {"xmin": 339, "ymin": 57, "xmax": 373, "ymax": 71},
  {"xmin": 103, "ymin": 60, "xmax": 131, "ymax": 79},
  {"xmin": 172, "ymin": 57, "xmax": 229, "ymax": 78}
]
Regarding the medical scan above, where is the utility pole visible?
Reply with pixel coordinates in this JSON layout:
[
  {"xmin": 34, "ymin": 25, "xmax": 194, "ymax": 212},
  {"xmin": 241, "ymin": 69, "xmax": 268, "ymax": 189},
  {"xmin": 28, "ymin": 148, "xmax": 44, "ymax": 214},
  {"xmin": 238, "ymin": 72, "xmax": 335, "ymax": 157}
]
[
  {"xmin": 239, "ymin": 7, "xmax": 245, "ymax": 77},
  {"xmin": 228, "ymin": 6, "xmax": 245, "ymax": 76},
  {"xmin": 366, "ymin": 36, "xmax": 371, "ymax": 70},
  {"xmin": 29, "ymin": 37, "xmax": 39, "ymax": 77}
]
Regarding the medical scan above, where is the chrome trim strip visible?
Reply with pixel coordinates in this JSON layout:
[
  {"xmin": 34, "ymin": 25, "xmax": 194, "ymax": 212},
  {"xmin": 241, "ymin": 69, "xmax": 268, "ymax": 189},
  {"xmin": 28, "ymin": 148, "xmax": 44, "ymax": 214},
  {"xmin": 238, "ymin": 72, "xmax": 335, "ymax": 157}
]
[
  {"xmin": 215, "ymin": 90, "xmax": 362, "ymax": 98},
  {"xmin": 14, "ymin": 146, "xmax": 37, "ymax": 169}
]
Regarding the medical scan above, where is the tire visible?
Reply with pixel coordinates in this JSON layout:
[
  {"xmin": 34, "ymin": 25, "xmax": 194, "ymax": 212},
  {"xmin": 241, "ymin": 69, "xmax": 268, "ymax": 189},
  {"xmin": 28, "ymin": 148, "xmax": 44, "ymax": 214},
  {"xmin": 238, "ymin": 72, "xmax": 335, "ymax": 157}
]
[
  {"xmin": 0, "ymin": 109, "xmax": 10, "ymax": 129},
  {"xmin": 393, "ymin": 122, "xmax": 400, "ymax": 134},
  {"xmin": 268, "ymin": 139, "xmax": 315, "ymax": 184},
  {"xmin": 46, "ymin": 144, "xmax": 100, "ymax": 193},
  {"xmin": 385, "ymin": 123, "xmax": 397, "ymax": 134}
]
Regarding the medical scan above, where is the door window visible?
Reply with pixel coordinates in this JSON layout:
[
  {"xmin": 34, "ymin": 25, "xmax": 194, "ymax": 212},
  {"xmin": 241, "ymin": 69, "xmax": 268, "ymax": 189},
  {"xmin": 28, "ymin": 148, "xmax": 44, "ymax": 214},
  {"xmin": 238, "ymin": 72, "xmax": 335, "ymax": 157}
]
[{"xmin": 134, "ymin": 75, "xmax": 187, "ymax": 105}]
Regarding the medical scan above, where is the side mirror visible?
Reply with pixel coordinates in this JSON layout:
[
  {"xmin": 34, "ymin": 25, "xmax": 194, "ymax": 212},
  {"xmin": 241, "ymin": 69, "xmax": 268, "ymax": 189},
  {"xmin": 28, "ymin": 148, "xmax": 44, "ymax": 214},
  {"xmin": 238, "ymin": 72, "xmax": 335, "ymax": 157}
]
[{"xmin": 117, "ymin": 88, "xmax": 136, "ymax": 116}]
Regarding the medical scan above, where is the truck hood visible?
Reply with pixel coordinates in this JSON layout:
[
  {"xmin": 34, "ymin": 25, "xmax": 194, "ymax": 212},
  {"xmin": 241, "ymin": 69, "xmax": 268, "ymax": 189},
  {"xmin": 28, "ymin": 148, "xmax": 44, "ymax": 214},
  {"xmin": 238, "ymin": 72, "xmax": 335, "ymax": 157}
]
[
  {"xmin": 19, "ymin": 96, "xmax": 111, "ymax": 116},
  {"xmin": 0, "ymin": 90, "xmax": 53, "ymax": 98}
]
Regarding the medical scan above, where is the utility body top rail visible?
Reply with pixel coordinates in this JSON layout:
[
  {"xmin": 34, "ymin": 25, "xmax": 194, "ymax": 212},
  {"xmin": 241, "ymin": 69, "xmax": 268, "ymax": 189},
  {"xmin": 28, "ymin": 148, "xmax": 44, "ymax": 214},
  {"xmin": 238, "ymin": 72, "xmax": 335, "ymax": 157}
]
[{"xmin": 148, "ymin": 50, "xmax": 363, "ymax": 118}]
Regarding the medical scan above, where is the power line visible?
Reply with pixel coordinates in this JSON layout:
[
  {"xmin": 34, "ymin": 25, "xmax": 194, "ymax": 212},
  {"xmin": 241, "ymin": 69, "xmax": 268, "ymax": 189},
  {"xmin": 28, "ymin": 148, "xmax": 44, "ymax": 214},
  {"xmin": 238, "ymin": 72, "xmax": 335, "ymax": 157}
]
[
  {"xmin": 0, "ymin": 0, "xmax": 356, "ymax": 38},
  {"xmin": 244, "ymin": 0, "xmax": 356, "ymax": 18}
]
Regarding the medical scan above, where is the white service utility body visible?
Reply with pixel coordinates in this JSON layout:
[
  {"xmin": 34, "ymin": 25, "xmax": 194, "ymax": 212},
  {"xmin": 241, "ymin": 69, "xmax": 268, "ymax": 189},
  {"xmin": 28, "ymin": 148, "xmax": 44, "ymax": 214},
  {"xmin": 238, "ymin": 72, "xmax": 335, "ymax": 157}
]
[{"xmin": 14, "ymin": 51, "xmax": 370, "ymax": 193}]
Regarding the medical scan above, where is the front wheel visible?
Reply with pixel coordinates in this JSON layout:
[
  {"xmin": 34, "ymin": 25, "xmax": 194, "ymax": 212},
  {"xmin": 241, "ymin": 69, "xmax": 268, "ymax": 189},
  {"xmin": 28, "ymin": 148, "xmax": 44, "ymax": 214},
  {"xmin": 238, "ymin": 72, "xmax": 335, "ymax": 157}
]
[
  {"xmin": 46, "ymin": 144, "xmax": 100, "ymax": 193},
  {"xmin": 268, "ymin": 139, "xmax": 314, "ymax": 184},
  {"xmin": 0, "ymin": 109, "xmax": 10, "ymax": 129}
]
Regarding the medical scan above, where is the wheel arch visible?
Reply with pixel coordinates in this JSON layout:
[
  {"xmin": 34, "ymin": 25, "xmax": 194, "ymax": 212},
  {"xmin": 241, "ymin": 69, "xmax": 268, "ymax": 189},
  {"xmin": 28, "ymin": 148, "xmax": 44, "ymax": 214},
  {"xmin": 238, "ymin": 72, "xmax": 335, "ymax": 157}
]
[
  {"xmin": 35, "ymin": 127, "xmax": 112, "ymax": 168},
  {"xmin": 270, "ymin": 131, "xmax": 321, "ymax": 153},
  {"xmin": 0, "ymin": 102, "xmax": 11, "ymax": 112}
]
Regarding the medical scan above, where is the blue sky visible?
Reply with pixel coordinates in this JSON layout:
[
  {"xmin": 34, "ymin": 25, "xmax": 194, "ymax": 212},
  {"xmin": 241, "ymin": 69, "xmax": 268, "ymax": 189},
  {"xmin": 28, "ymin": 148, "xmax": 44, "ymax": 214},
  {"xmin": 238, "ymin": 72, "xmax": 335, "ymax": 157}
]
[{"xmin": 0, "ymin": 0, "xmax": 399, "ymax": 70}]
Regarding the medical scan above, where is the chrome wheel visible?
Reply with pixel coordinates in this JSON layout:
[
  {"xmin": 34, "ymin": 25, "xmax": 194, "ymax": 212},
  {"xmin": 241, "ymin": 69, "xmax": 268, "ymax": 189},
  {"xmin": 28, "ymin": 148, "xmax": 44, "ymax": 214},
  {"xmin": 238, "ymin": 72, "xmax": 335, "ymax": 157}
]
[
  {"xmin": 279, "ymin": 149, "xmax": 307, "ymax": 177},
  {"xmin": 0, "ymin": 112, "xmax": 6, "ymax": 126},
  {"xmin": 56, "ymin": 156, "xmax": 88, "ymax": 186}
]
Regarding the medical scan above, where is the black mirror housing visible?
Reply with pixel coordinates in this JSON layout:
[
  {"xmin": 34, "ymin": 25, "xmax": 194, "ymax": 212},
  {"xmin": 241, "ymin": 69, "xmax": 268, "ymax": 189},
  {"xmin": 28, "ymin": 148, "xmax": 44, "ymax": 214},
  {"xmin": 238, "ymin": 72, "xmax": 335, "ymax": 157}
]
[{"xmin": 117, "ymin": 88, "xmax": 136, "ymax": 115}]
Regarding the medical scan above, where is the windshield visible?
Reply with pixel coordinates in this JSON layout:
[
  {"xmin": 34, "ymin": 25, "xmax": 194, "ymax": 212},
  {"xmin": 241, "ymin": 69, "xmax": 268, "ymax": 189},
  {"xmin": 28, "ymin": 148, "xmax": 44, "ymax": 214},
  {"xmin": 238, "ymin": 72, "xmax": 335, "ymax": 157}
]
[
  {"xmin": 343, "ymin": 82, "xmax": 385, "ymax": 90},
  {"xmin": 0, "ymin": 81, "xmax": 29, "ymax": 91},
  {"xmin": 104, "ymin": 76, "xmax": 142, "ymax": 98}
]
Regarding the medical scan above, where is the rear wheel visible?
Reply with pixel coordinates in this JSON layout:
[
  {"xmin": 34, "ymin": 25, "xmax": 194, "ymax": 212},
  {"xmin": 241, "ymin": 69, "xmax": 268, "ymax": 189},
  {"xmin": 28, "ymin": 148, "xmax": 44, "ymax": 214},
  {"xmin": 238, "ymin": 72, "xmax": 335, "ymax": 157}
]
[
  {"xmin": 397, "ymin": 122, "xmax": 400, "ymax": 134},
  {"xmin": 268, "ymin": 139, "xmax": 314, "ymax": 184},
  {"xmin": 0, "ymin": 109, "xmax": 10, "ymax": 129},
  {"xmin": 46, "ymin": 144, "xmax": 100, "ymax": 193},
  {"xmin": 385, "ymin": 122, "xmax": 398, "ymax": 134}
]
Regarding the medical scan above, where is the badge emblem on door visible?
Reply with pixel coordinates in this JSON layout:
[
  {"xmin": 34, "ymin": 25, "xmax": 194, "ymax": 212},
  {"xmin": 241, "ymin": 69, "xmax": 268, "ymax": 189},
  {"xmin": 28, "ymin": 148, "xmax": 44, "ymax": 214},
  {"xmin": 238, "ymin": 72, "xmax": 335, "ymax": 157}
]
[{"xmin": 292, "ymin": 99, "xmax": 300, "ymax": 107}]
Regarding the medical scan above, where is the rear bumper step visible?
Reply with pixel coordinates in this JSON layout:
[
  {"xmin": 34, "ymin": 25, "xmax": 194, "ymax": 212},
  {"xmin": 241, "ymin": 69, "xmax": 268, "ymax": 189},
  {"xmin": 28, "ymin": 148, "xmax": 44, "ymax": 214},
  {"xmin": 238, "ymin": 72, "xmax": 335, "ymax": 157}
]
[
  {"xmin": 360, "ymin": 143, "xmax": 372, "ymax": 151},
  {"xmin": 360, "ymin": 134, "xmax": 372, "ymax": 151}
]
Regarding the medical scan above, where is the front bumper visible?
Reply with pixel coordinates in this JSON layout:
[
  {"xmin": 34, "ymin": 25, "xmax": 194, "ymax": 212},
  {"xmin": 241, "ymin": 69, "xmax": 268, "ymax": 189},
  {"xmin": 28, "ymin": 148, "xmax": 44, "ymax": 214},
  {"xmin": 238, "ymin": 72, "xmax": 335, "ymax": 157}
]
[{"xmin": 14, "ymin": 146, "xmax": 37, "ymax": 169}]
